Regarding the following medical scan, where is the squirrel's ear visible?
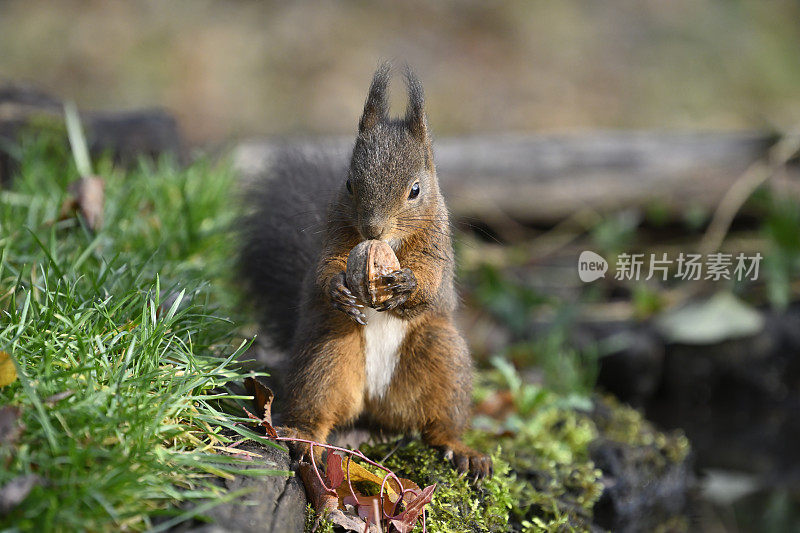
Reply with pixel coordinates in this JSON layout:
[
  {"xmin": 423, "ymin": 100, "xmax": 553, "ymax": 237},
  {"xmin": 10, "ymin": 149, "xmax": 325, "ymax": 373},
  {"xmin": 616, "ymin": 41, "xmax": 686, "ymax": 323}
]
[
  {"xmin": 359, "ymin": 63, "xmax": 391, "ymax": 133},
  {"xmin": 404, "ymin": 67, "xmax": 428, "ymax": 144}
]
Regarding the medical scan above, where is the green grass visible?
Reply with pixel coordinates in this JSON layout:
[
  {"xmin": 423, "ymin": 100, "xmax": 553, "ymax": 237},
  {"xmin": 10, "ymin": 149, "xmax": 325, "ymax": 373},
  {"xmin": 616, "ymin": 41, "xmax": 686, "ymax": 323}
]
[{"xmin": 0, "ymin": 132, "xmax": 285, "ymax": 531}]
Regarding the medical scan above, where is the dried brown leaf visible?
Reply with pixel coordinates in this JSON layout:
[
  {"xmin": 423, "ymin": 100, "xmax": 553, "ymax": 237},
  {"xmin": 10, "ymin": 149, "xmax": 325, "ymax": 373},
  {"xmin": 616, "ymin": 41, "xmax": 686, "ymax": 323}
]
[
  {"xmin": 328, "ymin": 508, "xmax": 372, "ymax": 533},
  {"xmin": 474, "ymin": 389, "xmax": 515, "ymax": 419},
  {"xmin": 244, "ymin": 376, "xmax": 274, "ymax": 424},
  {"xmin": 342, "ymin": 492, "xmax": 398, "ymax": 524},
  {"xmin": 356, "ymin": 495, "xmax": 381, "ymax": 524},
  {"xmin": 242, "ymin": 406, "xmax": 278, "ymax": 438},
  {"xmin": 397, "ymin": 477, "xmax": 421, "ymax": 502}
]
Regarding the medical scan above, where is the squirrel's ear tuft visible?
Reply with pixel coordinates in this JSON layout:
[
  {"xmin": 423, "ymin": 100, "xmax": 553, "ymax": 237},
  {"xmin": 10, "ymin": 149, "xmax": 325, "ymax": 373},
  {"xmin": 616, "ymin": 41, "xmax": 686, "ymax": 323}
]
[
  {"xmin": 359, "ymin": 63, "xmax": 391, "ymax": 133},
  {"xmin": 404, "ymin": 67, "xmax": 428, "ymax": 144}
]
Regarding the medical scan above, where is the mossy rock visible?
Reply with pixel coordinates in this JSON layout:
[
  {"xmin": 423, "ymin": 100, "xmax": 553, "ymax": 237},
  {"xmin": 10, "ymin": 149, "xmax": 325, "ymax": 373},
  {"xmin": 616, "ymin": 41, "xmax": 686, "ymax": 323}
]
[
  {"xmin": 590, "ymin": 396, "xmax": 692, "ymax": 533},
  {"xmin": 354, "ymin": 393, "xmax": 691, "ymax": 532}
]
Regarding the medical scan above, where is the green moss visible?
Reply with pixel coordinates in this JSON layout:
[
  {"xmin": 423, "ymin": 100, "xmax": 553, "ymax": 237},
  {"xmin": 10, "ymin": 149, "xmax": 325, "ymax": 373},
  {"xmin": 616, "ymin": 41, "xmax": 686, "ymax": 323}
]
[
  {"xmin": 593, "ymin": 395, "xmax": 690, "ymax": 468},
  {"xmin": 358, "ymin": 399, "xmax": 606, "ymax": 531},
  {"xmin": 464, "ymin": 366, "xmax": 605, "ymax": 531},
  {"xmin": 352, "ymin": 366, "xmax": 690, "ymax": 532},
  {"xmin": 468, "ymin": 410, "xmax": 603, "ymax": 531},
  {"xmin": 359, "ymin": 440, "xmax": 512, "ymax": 533},
  {"xmin": 304, "ymin": 504, "xmax": 334, "ymax": 533}
]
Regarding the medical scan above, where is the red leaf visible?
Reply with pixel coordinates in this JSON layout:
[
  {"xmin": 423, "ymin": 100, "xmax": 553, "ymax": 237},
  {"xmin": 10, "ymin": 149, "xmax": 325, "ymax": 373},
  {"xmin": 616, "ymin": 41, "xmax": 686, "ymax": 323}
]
[
  {"xmin": 342, "ymin": 492, "xmax": 397, "ymax": 523},
  {"xmin": 356, "ymin": 495, "xmax": 381, "ymax": 524},
  {"xmin": 242, "ymin": 406, "xmax": 278, "ymax": 438},
  {"xmin": 327, "ymin": 452, "xmax": 344, "ymax": 489},
  {"xmin": 390, "ymin": 484, "xmax": 436, "ymax": 533},
  {"xmin": 397, "ymin": 477, "xmax": 421, "ymax": 503},
  {"xmin": 262, "ymin": 420, "xmax": 279, "ymax": 439}
]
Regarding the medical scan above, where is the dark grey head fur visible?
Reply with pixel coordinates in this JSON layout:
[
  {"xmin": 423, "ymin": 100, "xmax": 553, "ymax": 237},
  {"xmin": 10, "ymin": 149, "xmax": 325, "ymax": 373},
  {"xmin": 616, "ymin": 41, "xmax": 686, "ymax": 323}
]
[{"xmin": 342, "ymin": 63, "xmax": 442, "ymax": 243}]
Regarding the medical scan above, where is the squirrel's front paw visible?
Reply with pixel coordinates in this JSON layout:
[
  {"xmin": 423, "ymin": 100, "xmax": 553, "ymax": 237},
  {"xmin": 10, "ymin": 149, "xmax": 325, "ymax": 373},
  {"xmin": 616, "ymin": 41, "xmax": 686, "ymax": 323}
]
[
  {"xmin": 374, "ymin": 267, "xmax": 417, "ymax": 311},
  {"xmin": 329, "ymin": 271, "xmax": 367, "ymax": 325}
]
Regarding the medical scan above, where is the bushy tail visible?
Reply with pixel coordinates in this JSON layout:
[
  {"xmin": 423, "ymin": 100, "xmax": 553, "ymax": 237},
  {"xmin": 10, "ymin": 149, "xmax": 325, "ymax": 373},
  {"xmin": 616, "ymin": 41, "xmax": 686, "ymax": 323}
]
[{"xmin": 237, "ymin": 148, "xmax": 346, "ymax": 350}]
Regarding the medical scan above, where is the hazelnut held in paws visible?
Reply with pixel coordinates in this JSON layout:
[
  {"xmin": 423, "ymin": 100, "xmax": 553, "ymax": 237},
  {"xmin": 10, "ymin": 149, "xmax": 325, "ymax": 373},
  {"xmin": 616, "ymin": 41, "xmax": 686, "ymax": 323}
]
[{"xmin": 238, "ymin": 62, "xmax": 492, "ymax": 479}]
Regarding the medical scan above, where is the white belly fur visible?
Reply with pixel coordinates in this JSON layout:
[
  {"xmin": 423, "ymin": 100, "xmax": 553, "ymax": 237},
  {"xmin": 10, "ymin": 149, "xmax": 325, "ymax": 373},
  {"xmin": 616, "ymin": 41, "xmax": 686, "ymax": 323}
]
[{"xmin": 362, "ymin": 308, "xmax": 407, "ymax": 400}]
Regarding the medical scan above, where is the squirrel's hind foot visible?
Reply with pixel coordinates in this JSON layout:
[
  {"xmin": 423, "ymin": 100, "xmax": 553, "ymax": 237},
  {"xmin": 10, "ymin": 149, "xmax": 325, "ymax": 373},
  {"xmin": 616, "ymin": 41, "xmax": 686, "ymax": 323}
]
[
  {"xmin": 274, "ymin": 426, "xmax": 326, "ymax": 468},
  {"xmin": 441, "ymin": 443, "xmax": 493, "ymax": 481}
]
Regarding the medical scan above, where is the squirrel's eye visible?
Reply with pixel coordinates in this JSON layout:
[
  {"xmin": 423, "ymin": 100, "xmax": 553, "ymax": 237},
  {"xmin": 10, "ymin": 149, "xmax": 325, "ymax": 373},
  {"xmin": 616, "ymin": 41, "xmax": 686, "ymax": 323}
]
[
  {"xmin": 408, "ymin": 182, "xmax": 420, "ymax": 200},
  {"xmin": 346, "ymin": 179, "xmax": 353, "ymax": 195}
]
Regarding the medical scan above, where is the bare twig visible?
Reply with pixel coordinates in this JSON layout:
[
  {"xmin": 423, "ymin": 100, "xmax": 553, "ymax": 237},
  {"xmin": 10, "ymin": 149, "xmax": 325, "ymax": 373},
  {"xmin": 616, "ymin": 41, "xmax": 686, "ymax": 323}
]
[{"xmin": 698, "ymin": 132, "xmax": 800, "ymax": 256}]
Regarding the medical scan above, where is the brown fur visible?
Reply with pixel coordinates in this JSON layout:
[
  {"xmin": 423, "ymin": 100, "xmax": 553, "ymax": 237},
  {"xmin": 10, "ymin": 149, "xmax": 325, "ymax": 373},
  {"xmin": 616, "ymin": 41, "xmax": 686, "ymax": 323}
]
[{"xmin": 245, "ymin": 63, "xmax": 491, "ymax": 478}]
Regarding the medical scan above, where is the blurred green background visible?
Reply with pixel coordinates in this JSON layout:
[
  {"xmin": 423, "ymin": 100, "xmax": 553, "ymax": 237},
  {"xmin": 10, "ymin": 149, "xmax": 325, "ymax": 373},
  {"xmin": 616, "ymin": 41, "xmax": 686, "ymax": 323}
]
[
  {"xmin": 3, "ymin": 2, "xmax": 800, "ymax": 531},
  {"xmin": 2, "ymin": 0, "xmax": 800, "ymax": 142}
]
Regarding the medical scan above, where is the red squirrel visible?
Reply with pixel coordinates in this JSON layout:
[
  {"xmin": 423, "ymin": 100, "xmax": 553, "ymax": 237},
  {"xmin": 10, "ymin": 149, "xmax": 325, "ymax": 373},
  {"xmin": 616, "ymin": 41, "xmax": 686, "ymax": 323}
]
[{"xmin": 239, "ymin": 63, "xmax": 491, "ymax": 478}]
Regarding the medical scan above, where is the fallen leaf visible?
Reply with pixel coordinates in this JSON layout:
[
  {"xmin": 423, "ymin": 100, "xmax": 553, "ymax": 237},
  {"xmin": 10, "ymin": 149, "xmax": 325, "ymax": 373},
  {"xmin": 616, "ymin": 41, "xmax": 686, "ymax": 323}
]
[
  {"xmin": 340, "ymin": 458, "xmax": 403, "ymax": 501},
  {"xmin": 390, "ymin": 484, "xmax": 436, "ymax": 533},
  {"xmin": 342, "ymin": 492, "xmax": 398, "ymax": 523},
  {"xmin": 327, "ymin": 452, "xmax": 344, "ymax": 489},
  {"xmin": 328, "ymin": 508, "xmax": 373, "ymax": 533},
  {"xmin": 0, "ymin": 474, "xmax": 40, "ymax": 515},
  {"xmin": 243, "ymin": 406, "xmax": 278, "ymax": 438},
  {"xmin": 356, "ymin": 495, "xmax": 382, "ymax": 525},
  {"xmin": 244, "ymin": 376, "xmax": 275, "ymax": 424},
  {"xmin": 396, "ymin": 477, "xmax": 422, "ymax": 502},
  {"xmin": 300, "ymin": 456, "xmax": 378, "ymax": 532},
  {"xmin": 0, "ymin": 352, "xmax": 17, "ymax": 387},
  {"xmin": 244, "ymin": 386, "xmax": 423, "ymax": 532}
]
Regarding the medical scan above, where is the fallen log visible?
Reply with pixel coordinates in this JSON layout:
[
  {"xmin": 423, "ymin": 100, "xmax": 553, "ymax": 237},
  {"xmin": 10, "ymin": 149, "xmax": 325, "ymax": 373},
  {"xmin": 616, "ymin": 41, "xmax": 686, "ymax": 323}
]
[{"xmin": 233, "ymin": 132, "xmax": 780, "ymax": 224}]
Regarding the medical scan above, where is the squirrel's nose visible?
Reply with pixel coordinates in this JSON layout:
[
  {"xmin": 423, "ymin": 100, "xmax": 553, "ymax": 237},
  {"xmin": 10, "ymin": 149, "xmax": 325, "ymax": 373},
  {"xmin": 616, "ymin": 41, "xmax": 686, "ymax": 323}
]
[
  {"xmin": 364, "ymin": 224, "xmax": 383, "ymax": 240},
  {"xmin": 361, "ymin": 219, "xmax": 385, "ymax": 240}
]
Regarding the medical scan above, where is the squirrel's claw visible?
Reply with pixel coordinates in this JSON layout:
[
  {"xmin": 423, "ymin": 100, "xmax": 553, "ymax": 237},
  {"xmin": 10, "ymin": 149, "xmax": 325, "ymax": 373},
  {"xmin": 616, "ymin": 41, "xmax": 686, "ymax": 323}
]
[
  {"xmin": 443, "ymin": 445, "xmax": 493, "ymax": 482},
  {"xmin": 329, "ymin": 272, "xmax": 367, "ymax": 325},
  {"xmin": 374, "ymin": 268, "xmax": 416, "ymax": 312},
  {"xmin": 333, "ymin": 300, "xmax": 367, "ymax": 325},
  {"xmin": 380, "ymin": 268, "xmax": 417, "ymax": 291},
  {"xmin": 374, "ymin": 294, "xmax": 406, "ymax": 311}
]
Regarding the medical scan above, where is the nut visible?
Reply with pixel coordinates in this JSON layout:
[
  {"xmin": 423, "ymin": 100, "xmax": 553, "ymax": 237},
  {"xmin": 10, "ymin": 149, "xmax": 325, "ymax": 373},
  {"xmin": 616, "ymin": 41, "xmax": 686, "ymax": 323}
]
[{"xmin": 345, "ymin": 240, "xmax": 400, "ymax": 307}]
